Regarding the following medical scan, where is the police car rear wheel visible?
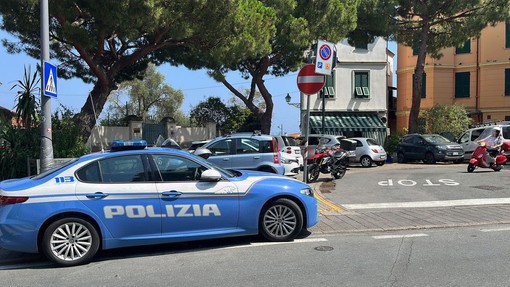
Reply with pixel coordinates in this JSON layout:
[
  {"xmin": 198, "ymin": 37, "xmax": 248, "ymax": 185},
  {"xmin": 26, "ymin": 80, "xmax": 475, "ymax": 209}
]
[
  {"xmin": 260, "ymin": 199, "xmax": 303, "ymax": 242},
  {"xmin": 42, "ymin": 218, "xmax": 100, "ymax": 266}
]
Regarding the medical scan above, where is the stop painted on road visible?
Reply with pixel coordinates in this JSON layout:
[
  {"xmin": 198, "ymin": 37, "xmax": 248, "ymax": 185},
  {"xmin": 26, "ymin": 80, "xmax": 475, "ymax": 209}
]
[{"xmin": 378, "ymin": 179, "xmax": 460, "ymax": 187}]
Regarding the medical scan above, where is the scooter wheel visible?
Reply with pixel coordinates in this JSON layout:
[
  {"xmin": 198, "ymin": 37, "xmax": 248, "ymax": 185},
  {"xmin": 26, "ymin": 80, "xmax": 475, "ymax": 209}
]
[
  {"xmin": 467, "ymin": 164, "xmax": 475, "ymax": 173},
  {"xmin": 493, "ymin": 165, "xmax": 502, "ymax": 172}
]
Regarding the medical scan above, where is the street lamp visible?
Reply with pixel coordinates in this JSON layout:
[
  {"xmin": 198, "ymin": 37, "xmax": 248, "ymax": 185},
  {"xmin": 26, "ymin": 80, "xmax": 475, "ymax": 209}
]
[{"xmin": 285, "ymin": 93, "xmax": 301, "ymax": 108}]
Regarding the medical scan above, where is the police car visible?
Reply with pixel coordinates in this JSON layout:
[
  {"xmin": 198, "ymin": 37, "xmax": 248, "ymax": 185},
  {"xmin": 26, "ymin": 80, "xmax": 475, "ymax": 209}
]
[{"xmin": 0, "ymin": 140, "xmax": 318, "ymax": 266}]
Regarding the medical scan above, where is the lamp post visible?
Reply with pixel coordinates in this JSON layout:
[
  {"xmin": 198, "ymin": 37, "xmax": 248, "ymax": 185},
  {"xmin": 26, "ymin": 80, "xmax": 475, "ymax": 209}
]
[{"xmin": 285, "ymin": 93, "xmax": 301, "ymax": 108}]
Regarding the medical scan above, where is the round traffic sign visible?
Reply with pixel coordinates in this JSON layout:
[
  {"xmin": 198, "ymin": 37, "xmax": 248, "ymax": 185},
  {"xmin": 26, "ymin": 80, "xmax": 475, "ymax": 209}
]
[
  {"xmin": 296, "ymin": 64, "xmax": 326, "ymax": 95},
  {"xmin": 319, "ymin": 44, "xmax": 332, "ymax": 61}
]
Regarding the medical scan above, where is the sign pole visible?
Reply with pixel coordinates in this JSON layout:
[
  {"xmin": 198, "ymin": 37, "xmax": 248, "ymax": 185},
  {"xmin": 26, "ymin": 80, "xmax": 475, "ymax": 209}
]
[
  {"xmin": 40, "ymin": 0, "xmax": 54, "ymax": 172},
  {"xmin": 303, "ymin": 93, "xmax": 311, "ymax": 183}
]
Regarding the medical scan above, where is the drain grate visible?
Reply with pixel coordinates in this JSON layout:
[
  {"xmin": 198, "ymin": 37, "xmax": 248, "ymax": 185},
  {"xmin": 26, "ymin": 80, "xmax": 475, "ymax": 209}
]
[
  {"xmin": 471, "ymin": 185, "xmax": 504, "ymax": 191},
  {"xmin": 314, "ymin": 246, "xmax": 334, "ymax": 252}
]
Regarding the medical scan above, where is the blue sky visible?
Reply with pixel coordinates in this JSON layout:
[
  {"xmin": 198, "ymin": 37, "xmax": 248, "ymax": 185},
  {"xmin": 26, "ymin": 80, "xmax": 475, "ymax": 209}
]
[{"xmin": 0, "ymin": 29, "xmax": 396, "ymax": 134}]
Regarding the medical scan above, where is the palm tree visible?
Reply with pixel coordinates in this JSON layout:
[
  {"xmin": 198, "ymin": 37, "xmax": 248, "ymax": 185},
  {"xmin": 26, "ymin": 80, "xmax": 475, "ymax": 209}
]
[{"xmin": 10, "ymin": 66, "xmax": 40, "ymax": 127}]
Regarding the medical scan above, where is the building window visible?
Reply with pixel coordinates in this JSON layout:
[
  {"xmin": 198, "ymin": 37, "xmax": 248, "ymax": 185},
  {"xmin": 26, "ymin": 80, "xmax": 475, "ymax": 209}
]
[
  {"xmin": 412, "ymin": 47, "xmax": 419, "ymax": 56},
  {"xmin": 455, "ymin": 72, "xmax": 470, "ymax": 98},
  {"xmin": 455, "ymin": 40, "xmax": 471, "ymax": 54},
  {"xmin": 413, "ymin": 73, "xmax": 426, "ymax": 98},
  {"xmin": 354, "ymin": 72, "xmax": 369, "ymax": 98},
  {"xmin": 505, "ymin": 69, "xmax": 510, "ymax": 96},
  {"xmin": 506, "ymin": 21, "xmax": 510, "ymax": 49},
  {"xmin": 505, "ymin": 116, "xmax": 510, "ymax": 121}
]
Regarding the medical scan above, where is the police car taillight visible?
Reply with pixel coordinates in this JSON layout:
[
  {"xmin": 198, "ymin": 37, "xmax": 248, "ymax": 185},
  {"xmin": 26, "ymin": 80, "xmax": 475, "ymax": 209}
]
[
  {"xmin": 110, "ymin": 140, "xmax": 148, "ymax": 151},
  {"xmin": 0, "ymin": 196, "xmax": 29, "ymax": 206}
]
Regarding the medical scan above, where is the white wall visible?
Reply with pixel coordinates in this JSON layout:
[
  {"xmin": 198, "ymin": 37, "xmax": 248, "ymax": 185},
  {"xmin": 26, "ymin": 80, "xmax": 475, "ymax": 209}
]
[{"xmin": 301, "ymin": 37, "xmax": 389, "ymax": 113}]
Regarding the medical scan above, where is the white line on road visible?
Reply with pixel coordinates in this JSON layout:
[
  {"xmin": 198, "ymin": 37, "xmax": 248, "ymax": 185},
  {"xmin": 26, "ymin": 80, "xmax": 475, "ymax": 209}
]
[
  {"xmin": 220, "ymin": 238, "xmax": 328, "ymax": 250},
  {"xmin": 372, "ymin": 234, "xmax": 429, "ymax": 239},
  {"xmin": 480, "ymin": 227, "xmax": 510, "ymax": 233},
  {"xmin": 343, "ymin": 198, "xmax": 510, "ymax": 210}
]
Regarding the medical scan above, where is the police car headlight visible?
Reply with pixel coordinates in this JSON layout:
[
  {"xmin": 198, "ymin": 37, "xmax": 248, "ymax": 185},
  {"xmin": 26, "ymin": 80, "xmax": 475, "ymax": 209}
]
[{"xmin": 300, "ymin": 188, "xmax": 314, "ymax": 197}]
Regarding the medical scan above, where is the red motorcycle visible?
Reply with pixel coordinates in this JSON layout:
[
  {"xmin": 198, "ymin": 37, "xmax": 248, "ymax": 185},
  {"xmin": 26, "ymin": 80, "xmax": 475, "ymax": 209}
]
[
  {"xmin": 467, "ymin": 141, "xmax": 509, "ymax": 172},
  {"xmin": 306, "ymin": 145, "xmax": 348, "ymax": 183}
]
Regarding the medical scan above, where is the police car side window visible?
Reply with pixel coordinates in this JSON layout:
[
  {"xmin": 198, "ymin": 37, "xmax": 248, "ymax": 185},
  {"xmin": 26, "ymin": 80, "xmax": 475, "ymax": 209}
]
[
  {"xmin": 153, "ymin": 155, "xmax": 207, "ymax": 182},
  {"xmin": 76, "ymin": 162, "xmax": 101, "ymax": 183},
  {"xmin": 100, "ymin": 155, "xmax": 147, "ymax": 183}
]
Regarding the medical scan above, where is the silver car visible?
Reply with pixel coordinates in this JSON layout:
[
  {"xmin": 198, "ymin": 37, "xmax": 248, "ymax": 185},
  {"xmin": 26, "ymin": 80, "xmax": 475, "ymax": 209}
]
[{"xmin": 349, "ymin": 137, "xmax": 387, "ymax": 167}]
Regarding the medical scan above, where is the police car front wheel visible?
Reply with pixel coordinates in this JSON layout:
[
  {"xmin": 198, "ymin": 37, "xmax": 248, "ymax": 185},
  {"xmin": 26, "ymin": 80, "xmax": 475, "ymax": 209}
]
[
  {"xmin": 41, "ymin": 217, "xmax": 100, "ymax": 266},
  {"xmin": 260, "ymin": 198, "xmax": 303, "ymax": 242}
]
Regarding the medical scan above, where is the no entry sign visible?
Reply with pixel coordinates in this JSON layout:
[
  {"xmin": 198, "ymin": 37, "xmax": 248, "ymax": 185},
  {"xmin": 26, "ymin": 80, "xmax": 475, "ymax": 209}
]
[{"xmin": 297, "ymin": 64, "xmax": 326, "ymax": 95}]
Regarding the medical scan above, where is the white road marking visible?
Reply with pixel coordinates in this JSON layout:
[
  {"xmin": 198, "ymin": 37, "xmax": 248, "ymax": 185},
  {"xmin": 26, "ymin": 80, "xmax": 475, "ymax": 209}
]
[
  {"xmin": 480, "ymin": 227, "xmax": 510, "ymax": 233},
  {"xmin": 343, "ymin": 198, "xmax": 510, "ymax": 210},
  {"xmin": 220, "ymin": 238, "xmax": 328, "ymax": 250},
  {"xmin": 372, "ymin": 234, "xmax": 429, "ymax": 239}
]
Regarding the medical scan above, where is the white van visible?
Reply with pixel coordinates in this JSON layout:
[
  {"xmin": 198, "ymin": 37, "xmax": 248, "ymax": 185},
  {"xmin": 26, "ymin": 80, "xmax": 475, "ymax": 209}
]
[{"xmin": 457, "ymin": 124, "xmax": 510, "ymax": 160}]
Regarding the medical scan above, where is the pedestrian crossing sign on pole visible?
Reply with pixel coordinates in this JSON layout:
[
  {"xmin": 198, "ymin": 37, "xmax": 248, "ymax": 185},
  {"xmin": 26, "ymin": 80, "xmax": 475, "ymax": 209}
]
[{"xmin": 43, "ymin": 62, "xmax": 57, "ymax": 98}]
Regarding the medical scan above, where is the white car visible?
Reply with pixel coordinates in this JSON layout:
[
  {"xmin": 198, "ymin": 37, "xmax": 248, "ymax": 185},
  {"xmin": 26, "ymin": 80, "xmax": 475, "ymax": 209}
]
[
  {"xmin": 349, "ymin": 137, "xmax": 387, "ymax": 167},
  {"xmin": 281, "ymin": 152, "xmax": 300, "ymax": 176},
  {"xmin": 274, "ymin": 135, "xmax": 304, "ymax": 166}
]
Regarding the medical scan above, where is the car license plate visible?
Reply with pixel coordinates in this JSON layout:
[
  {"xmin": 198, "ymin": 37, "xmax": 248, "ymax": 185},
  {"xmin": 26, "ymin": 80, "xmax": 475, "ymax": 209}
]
[
  {"xmin": 452, "ymin": 152, "xmax": 459, "ymax": 155},
  {"xmin": 295, "ymin": 150, "xmax": 300, "ymax": 154}
]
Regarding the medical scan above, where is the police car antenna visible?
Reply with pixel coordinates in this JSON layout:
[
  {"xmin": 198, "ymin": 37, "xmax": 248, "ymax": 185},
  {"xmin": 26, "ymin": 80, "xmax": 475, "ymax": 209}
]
[{"xmin": 88, "ymin": 92, "xmax": 105, "ymax": 152}]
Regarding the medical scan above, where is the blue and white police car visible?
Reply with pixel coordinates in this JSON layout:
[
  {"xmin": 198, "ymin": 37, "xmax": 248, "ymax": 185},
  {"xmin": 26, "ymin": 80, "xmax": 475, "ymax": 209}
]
[{"xmin": 0, "ymin": 140, "xmax": 318, "ymax": 266}]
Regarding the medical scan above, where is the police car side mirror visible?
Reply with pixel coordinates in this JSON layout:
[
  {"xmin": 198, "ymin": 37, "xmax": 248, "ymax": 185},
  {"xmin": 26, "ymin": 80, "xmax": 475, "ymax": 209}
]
[{"xmin": 200, "ymin": 169, "xmax": 222, "ymax": 182}]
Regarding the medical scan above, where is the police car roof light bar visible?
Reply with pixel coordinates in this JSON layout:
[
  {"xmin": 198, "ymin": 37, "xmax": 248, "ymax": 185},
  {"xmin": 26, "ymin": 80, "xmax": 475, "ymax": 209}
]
[{"xmin": 110, "ymin": 140, "xmax": 148, "ymax": 151}]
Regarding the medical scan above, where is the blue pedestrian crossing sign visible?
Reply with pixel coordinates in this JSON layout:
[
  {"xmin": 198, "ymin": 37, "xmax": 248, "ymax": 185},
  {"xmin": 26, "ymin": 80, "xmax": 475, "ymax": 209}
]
[{"xmin": 43, "ymin": 62, "xmax": 57, "ymax": 98}]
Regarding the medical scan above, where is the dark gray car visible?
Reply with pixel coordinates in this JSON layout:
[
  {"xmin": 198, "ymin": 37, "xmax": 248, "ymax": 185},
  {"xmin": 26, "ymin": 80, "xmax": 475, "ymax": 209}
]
[{"xmin": 397, "ymin": 134, "xmax": 464, "ymax": 164}]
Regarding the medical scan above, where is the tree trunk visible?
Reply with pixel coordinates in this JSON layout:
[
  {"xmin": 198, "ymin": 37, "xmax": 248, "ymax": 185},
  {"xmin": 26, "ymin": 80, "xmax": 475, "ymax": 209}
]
[
  {"xmin": 408, "ymin": 22, "xmax": 430, "ymax": 133},
  {"xmin": 73, "ymin": 80, "xmax": 114, "ymax": 141}
]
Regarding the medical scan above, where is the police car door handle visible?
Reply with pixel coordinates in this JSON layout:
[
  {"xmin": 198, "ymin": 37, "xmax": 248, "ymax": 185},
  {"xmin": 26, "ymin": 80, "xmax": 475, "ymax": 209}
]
[
  {"xmin": 253, "ymin": 156, "xmax": 260, "ymax": 159},
  {"xmin": 222, "ymin": 158, "xmax": 229, "ymax": 161},
  {"xmin": 162, "ymin": 191, "xmax": 182, "ymax": 197},
  {"xmin": 85, "ymin": 192, "xmax": 109, "ymax": 199}
]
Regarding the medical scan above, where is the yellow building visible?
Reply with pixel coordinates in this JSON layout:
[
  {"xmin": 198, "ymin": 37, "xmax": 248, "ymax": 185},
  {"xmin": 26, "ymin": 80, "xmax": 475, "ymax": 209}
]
[{"xmin": 396, "ymin": 21, "xmax": 510, "ymax": 131}]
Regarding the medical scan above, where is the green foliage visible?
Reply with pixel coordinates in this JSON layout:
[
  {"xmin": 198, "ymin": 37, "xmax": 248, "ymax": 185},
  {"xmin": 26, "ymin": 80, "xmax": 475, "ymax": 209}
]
[
  {"xmin": 52, "ymin": 106, "xmax": 89, "ymax": 158},
  {"xmin": 190, "ymin": 97, "xmax": 259, "ymax": 134},
  {"xmin": 208, "ymin": 0, "xmax": 360, "ymax": 134},
  {"xmin": 0, "ymin": 0, "xmax": 277, "ymax": 139},
  {"xmin": 10, "ymin": 65, "xmax": 39, "ymax": 127},
  {"xmin": 104, "ymin": 63, "xmax": 184, "ymax": 124},
  {"xmin": 384, "ymin": 131, "xmax": 404, "ymax": 155},
  {"xmin": 423, "ymin": 105, "xmax": 473, "ymax": 138},
  {"xmin": 0, "ymin": 124, "xmax": 40, "ymax": 180}
]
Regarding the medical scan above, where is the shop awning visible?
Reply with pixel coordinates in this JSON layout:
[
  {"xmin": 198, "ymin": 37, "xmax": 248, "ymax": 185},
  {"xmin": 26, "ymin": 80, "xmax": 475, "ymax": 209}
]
[{"xmin": 309, "ymin": 113, "xmax": 386, "ymax": 132}]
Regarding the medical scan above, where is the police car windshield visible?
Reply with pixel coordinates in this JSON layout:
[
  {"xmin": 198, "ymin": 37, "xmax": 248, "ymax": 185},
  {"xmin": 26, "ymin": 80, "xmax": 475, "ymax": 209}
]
[{"xmin": 31, "ymin": 158, "xmax": 79, "ymax": 180}]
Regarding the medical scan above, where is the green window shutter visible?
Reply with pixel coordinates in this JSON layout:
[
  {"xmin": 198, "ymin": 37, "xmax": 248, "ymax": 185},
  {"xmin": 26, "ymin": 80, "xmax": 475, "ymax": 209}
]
[
  {"xmin": 354, "ymin": 72, "xmax": 369, "ymax": 98},
  {"xmin": 413, "ymin": 73, "xmax": 427, "ymax": 99},
  {"xmin": 455, "ymin": 40, "xmax": 471, "ymax": 54},
  {"xmin": 322, "ymin": 74, "xmax": 335, "ymax": 98},
  {"xmin": 506, "ymin": 21, "xmax": 510, "ymax": 49},
  {"xmin": 505, "ymin": 69, "xmax": 510, "ymax": 96},
  {"xmin": 455, "ymin": 72, "xmax": 470, "ymax": 98}
]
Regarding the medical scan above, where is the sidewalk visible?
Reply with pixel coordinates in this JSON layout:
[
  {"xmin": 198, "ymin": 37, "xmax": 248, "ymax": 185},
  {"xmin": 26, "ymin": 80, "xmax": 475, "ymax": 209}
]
[{"xmin": 311, "ymin": 205, "xmax": 510, "ymax": 234}]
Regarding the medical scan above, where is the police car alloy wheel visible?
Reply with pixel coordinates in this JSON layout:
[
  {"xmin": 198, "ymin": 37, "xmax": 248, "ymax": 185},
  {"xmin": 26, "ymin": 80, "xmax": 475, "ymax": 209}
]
[
  {"xmin": 41, "ymin": 217, "xmax": 100, "ymax": 266},
  {"xmin": 260, "ymin": 198, "xmax": 303, "ymax": 241}
]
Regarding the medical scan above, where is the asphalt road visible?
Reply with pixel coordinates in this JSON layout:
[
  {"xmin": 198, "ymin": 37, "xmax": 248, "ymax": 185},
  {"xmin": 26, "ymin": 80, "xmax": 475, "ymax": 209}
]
[
  {"xmin": 2, "ymin": 225, "xmax": 510, "ymax": 287},
  {"xmin": 331, "ymin": 163, "xmax": 510, "ymax": 206}
]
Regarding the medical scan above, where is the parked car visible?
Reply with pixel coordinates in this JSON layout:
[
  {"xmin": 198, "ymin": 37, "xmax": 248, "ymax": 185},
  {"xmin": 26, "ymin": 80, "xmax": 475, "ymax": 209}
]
[
  {"xmin": 0, "ymin": 140, "xmax": 317, "ymax": 266},
  {"xmin": 397, "ymin": 134, "xmax": 464, "ymax": 164},
  {"xmin": 274, "ymin": 135, "xmax": 304, "ymax": 166},
  {"xmin": 187, "ymin": 140, "xmax": 211, "ymax": 153},
  {"xmin": 457, "ymin": 124, "xmax": 510, "ymax": 160},
  {"xmin": 280, "ymin": 152, "xmax": 300, "ymax": 176},
  {"xmin": 297, "ymin": 134, "xmax": 356, "ymax": 160},
  {"xmin": 349, "ymin": 137, "xmax": 387, "ymax": 167},
  {"xmin": 200, "ymin": 133, "xmax": 285, "ymax": 175}
]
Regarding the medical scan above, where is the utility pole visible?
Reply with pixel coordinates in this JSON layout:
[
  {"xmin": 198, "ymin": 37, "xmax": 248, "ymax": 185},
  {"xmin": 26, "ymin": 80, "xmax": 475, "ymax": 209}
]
[{"xmin": 40, "ymin": 0, "xmax": 54, "ymax": 172}]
